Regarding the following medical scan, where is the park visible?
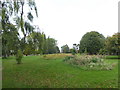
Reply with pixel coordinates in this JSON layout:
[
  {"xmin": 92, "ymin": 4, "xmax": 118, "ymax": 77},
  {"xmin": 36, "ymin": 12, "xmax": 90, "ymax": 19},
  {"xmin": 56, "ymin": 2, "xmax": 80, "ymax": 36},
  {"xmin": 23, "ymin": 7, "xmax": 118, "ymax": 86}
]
[
  {"xmin": 0, "ymin": 0, "xmax": 119, "ymax": 89},
  {"xmin": 1, "ymin": 54, "xmax": 119, "ymax": 88}
]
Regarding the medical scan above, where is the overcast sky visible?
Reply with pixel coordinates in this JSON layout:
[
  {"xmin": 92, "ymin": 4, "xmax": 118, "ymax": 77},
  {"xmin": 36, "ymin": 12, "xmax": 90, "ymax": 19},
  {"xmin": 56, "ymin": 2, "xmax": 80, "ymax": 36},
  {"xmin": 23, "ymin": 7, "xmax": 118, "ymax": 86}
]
[{"xmin": 33, "ymin": 0, "xmax": 119, "ymax": 49}]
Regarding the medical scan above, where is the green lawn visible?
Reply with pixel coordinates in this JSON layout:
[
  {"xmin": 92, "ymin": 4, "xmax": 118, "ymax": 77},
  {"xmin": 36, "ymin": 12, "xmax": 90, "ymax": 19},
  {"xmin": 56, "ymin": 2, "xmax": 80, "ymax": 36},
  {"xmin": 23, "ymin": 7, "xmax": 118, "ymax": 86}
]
[
  {"xmin": 2, "ymin": 54, "xmax": 118, "ymax": 88},
  {"xmin": 105, "ymin": 55, "xmax": 120, "ymax": 59}
]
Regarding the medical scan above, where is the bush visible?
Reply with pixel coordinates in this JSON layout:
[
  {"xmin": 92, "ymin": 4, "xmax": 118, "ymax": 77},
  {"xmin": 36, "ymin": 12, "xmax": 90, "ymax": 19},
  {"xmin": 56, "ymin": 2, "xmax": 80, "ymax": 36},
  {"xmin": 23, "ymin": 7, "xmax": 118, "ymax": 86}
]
[
  {"xmin": 71, "ymin": 49, "xmax": 76, "ymax": 55},
  {"xmin": 91, "ymin": 56, "xmax": 102, "ymax": 63},
  {"xmin": 63, "ymin": 56, "xmax": 74, "ymax": 62},
  {"xmin": 99, "ymin": 48, "xmax": 108, "ymax": 55},
  {"xmin": 63, "ymin": 55, "xmax": 115, "ymax": 70},
  {"xmin": 16, "ymin": 50, "xmax": 23, "ymax": 64}
]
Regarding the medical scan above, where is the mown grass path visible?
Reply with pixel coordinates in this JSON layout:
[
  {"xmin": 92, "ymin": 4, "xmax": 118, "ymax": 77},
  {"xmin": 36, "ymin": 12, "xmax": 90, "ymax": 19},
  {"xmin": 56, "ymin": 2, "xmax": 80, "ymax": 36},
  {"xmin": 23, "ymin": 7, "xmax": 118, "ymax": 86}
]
[{"xmin": 2, "ymin": 55, "xmax": 118, "ymax": 88}]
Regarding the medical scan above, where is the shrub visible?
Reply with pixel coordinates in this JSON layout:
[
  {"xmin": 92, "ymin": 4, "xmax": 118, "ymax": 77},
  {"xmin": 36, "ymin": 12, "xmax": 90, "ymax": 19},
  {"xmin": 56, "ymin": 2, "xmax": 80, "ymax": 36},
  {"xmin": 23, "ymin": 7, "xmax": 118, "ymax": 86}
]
[
  {"xmin": 16, "ymin": 50, "xmax": 23, "ymax": 64},
  {"xmin": 72, "ymin": 49, "xmax": 76, "ymax": 55},
  {"xmin": 99, "ymin": 48, "xmax": 108, "ymax": 55},
  {"xmin": 63, "ymin": 56, "xmax": 74, "ymax": 62},
  {"xmin": 63, "ymin": 55, "xmax": 115, "ymax": 70}
]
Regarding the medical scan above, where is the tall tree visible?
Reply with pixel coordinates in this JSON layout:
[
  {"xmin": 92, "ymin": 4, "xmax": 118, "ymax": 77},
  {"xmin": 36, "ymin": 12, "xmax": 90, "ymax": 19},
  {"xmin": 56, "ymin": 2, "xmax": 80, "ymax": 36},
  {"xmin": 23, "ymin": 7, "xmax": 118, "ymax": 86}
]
[
  {"xmin": 61, "ymin": 44, "xmax": 70, "ymax": 53},
  {"xmin": 105, "ymin": 33, "xmax": 120, "ymax": 55},
  {"xmin": 26, "ymin": 31, "xmax": 45, "ymax": 55},
  {"xmin": 26, "ymin": 33, "xmax": 59, "ymax": 55},
  {"xmin": 1, "ymin": 0, "xmax": 38, "ymax": 58},
  {"xmin": 55, "ymin": 46, "xmax": 60, "ymax": 53},
  {"xmin": 2, "ymin": 23, "xmax": 19, "ymax": 58},
  {"xmin": 46, "ymin": 37, "xmax": 58, "ymax": 54},
  {"xmin": 79, "ymin": 31, "xmax": 105, "ymax": 55}
]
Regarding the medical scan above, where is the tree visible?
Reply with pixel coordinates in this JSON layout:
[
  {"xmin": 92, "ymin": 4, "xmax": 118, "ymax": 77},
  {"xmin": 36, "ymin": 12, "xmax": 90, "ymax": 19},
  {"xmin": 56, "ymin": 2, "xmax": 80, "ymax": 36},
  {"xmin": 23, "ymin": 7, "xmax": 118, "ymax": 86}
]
[
  {"xmin": 105, "ymin": 33, "xmax": 120, "ymax": 55},
  {"xmin": 42, "ymin": 34, "xmax": 48, "ymax": 54},
  {"xmin": 1, "ymin": 1, "xmax": 20, "ymax": 58},
  {"xmin": 70, "ymin": 48, "xmax": 76, "ymax": 55},
  {"xmin": 26, "ymin": 33, "xmax": 59, "ymax": 55},
  {"xmin": 0, "ymin": 35, "xmax": 1, "ymax": 57},
  {"xmin": 2, "ymin": 23, "xmax": 19, "ymax": 58},
  {"xmin": 55, "ymin": 46, "xmax": 60, "ymax": 53},
  {"xmin": 46, "ymin": 37, "xmax": 58, "ymax": 54},
  {"xmin": 16, "ymin": 49, "xmax": 23, "ymax": 64},
  {"xmin": 1, "ymin": 0, "xmax": 38, "ymax": 59},
  {"xmin": 26, "ymin": 31, "xmax": 45, "ymax": 55},
  {"xmin": 61, "ymin": 44, "xmax": 70, "ymax": 53},
  {"xmin": 99, "ymin": 48, "xmax": 107, "ymax": 55},
  {"xmin": 1, "ymin": 0, "xmax": 36, "ymax": 38},
  {"xmin": 12, "ymin": 0, "xmax": 38, "ymax": 43},
  {"xmin": 23, "ymin": 43, "xmax": 32, "ymax": 56},
  {"xmin": 79, "ymin": 31, "xmax": 105, "ymax": 55}
]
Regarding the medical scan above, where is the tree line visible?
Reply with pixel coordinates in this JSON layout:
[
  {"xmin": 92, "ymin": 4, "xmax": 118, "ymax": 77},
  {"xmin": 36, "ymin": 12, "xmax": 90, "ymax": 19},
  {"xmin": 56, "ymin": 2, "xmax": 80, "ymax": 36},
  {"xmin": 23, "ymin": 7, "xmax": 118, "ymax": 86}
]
[
  {"xmin": 0, "ymin": 1, "xmax": 119, "ymax": 64},
  {"xmin": 0, "ymin": 0, "xmax": 60, "ymax": 59},
  {"xmin": 61, "ymin": 31, "xmax": 120, "ymax": 55}
]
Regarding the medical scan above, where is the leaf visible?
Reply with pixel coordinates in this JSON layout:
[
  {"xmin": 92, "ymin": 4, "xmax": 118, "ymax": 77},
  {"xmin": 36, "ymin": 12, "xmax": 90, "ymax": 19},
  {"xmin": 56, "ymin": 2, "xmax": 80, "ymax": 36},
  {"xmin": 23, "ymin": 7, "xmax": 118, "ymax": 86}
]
[
  {"xmin": 27, "ymin": 12, "xmax": 33, "ymax": 22},
  {"xmin": 14, "ymin": 1, "xmax": 20, "ymax": 14},
  {"xmin": 24, "ymin": 22, "xmax": 34, "ymax": 34}
]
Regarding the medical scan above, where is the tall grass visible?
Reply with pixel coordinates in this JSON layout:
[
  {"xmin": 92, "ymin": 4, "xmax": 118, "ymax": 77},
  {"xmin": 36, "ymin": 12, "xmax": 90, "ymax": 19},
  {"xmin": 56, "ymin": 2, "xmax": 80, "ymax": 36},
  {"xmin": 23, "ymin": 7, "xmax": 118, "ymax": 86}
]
[{"xmin": 42, "ymin": 53, "xmax": 72, "ymax": 60}]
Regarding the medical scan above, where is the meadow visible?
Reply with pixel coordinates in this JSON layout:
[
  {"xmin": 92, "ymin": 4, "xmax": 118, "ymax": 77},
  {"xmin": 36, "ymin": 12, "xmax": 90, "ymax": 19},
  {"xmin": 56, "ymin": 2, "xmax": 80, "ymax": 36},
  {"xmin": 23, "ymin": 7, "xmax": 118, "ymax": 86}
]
[{"xmin": 2, "ymin": 54, "xmax": 119, "ymax": 88}]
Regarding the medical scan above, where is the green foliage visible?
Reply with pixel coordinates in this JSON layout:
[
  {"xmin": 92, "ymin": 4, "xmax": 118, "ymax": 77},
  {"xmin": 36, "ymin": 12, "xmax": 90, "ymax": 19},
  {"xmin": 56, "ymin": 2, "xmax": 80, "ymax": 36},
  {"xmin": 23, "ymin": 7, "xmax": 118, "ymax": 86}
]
[
  {"xmin": 55, "ymin": 46, "xmax": 60, "ymax": 53},
  {"xmin": 91, "ymin": 57, "xmax": 100, "ymax": 63},
  {"xmin": 23, "ymin": 44, "xmax": 32, "ymax": 56},
  {"xmin": 27, "ymin": 12, "xmax": 33, "ymax": 22},
  {"xmin": 63, "ymin": 56, "xmax": 74, "ymax": 62},
  {"xmin": 16, "ymin": 50, "xmax": 23, "ymax": 64},
  {"xmin": 1, "ymin": 0, "xmax": 38, "ymax": 58},
  {"xmin": 26, "ymin": 33, "xmax": 60, "ymax": 55},
  {"xmin": 71, "ymin": 49, "xmax": 76, "ymax": 55},
  {"xmin": 105, "ymin": 33, "xmax": 120, "ymax": 55},
  {"xmin": 64, "ymin": 55, "xmax": 116, "ymax": 70},
  {"xmin": 46, "ymin": 37, "xmax": 59, "ymax": 54},
  {"xmin": 0, "ymin": 33, "xmax": 2, "ymax": 57},
  {"xmin": 105, "ymin": 55, "xmax": 120, "ymax": 59},
  {"xmin": 61, "ymin": 44, "xmax": 70, "ymax": 53},
  {"xmin": 24, "ymin": 22, "xmax": 34, "ymax": 33},
  {"xmin": 99, "ymin": 48, "xmax": 108, "ymax": 55},
  {"xmin": 1, "ymin": 1, "xmax": 20, "ymax": 58},
  {"xmin": 79, "ymin": 31, "xmax": 105, "ymax": 55},
  {"xmin": 2, "ymin": 23, "xmax": 19, "ymax": 58}
]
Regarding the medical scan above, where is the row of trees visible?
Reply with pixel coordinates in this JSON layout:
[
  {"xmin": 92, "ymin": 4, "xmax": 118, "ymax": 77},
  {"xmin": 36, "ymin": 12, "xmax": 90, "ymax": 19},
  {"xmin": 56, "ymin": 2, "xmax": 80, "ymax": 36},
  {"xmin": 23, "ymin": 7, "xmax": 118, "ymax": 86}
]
[
  {"xmin": 1, "ymin": 1, "xmax": 119, "ymax": 63},
  {"xmin": 1, "ymin": 0, "xmax": 38, "ymax": 58},
  {"xmin": 61, "ymin": 44, "xmax": 79, "ymax": 55},
  {"xmin": 61, "ymin": 31, "xmax": 119, "ymax": 55},
  {"xmin": 79, "ymin": 31, "xmax": 119, "ymax": 55},
  {"xmin": 61, "ymin": 44, "xmax": 70, "ymax": 53},
  {"xmin": 1, "ymin": 0, "xmax": 60, "ymax": 60},
  {"xmin": 102, "ymin": 33, "xmax": 120, "ymax": 55},
  {"xmin": 22, "ymin": 31, "xmax": 60, "ymax": 56}
]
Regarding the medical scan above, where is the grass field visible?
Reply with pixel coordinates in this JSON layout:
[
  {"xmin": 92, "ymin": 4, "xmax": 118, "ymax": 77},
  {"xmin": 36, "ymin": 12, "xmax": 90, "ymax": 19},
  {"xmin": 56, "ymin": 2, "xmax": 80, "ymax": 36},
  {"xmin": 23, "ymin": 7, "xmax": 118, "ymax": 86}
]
[
  {"xmin": 105, "ymin": 55, "xmax": 120, "ymax": 59},
  {"xmin": 2, "ymin": 54, "xmax": 118, "ymax": 88}
]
